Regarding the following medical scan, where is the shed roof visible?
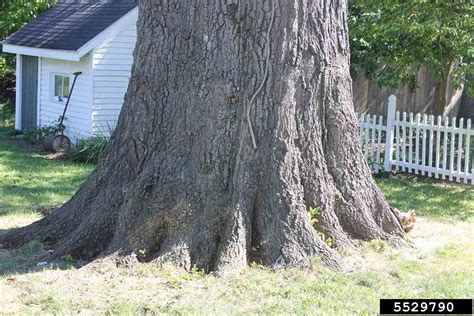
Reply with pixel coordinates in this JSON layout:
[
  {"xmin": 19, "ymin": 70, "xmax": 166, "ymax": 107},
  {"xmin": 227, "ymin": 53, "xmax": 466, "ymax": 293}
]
[{"xmin": 3, "ymin": 0, "xmax": 137, "ymax": 51}]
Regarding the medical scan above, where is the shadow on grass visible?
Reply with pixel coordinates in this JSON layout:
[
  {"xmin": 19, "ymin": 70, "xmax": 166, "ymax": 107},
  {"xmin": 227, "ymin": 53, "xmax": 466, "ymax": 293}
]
[
  {"xmin": 0, "ymin": 240, "xmax": 80, "ymax": 277},
  {"xmin": 376, "ymin": 174, "xmax": 473, "ymax": 222},
  {"xmin": 0, "ymin": 125, "xmax": 93, "ymax": 216}
]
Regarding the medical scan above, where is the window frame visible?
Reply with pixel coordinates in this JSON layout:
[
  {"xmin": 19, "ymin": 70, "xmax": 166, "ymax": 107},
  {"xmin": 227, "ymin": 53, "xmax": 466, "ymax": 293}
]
[{"xmin": 51, "ymin": 72, "xmax": 71, "ymax": 103}]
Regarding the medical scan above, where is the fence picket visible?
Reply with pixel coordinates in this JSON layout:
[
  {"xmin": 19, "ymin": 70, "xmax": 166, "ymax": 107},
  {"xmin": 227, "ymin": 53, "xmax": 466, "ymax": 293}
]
[
  {"xmin": 449, "ymin": 117, "xmax": 456, "ymax": 181},
  {"xmin": 428, "ymin": 115, "xmax": 434, "ymax": 178},
  {"xmin": 384, "ymin": 96, "xmax": 397, "ymax": 172},
  {"xmin": 421, "ymin": 114, "xmax": 428, "ymax": 176},
  {"xmin": 402, "ymin": 112, "xmax": 407, "ymax": 172},
  {"xmin": 457, "ymin": 118, "xmax": 464, "ymax": 182},
  {"xmin": 465, "ymin": 119, "xmax": 471, "ymax": 184},
  {"xmin": 395, "ymin": 111, "xmax": 401, "ymax": 171},
  {"xmin": 435, "ymin": 116, "xmax": 442, "ymax": 179},
  {"xmin": 371, "ymin": 114, "xmax": 377, "ymax": 163},
  {"xmin": 442, "ymin": 116, "xmax": 449, "ymax": 179},
  {"xmin": 357, "ymin": 95, "xmax": 472, "ymax": 184},
  {"xmin": 408, "ymin": 113, "xmax": 414, "ymax": 173},
  {"xmin": 364, "ymin": 114, "xmax": 370, "ymax": 159},
  {"xmin": 414, "ymin": 114, "xmax": 421, "ymax": 174},
  {"xmin": 376, "ymin": 115, "xmax": 383, "ymax": 173}
]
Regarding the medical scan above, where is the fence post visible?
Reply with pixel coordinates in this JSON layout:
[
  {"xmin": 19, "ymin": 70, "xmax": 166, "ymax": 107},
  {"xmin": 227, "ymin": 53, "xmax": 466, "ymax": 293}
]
[{"xmin": 384, "ymin": 95, "xmax": 396, "ymax": 172}]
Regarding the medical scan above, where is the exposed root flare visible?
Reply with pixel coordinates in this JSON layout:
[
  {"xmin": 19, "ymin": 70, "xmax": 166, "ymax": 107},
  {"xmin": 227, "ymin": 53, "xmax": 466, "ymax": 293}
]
[{"xmin": 0, "ymin": 0, "xmax": 407, "ymax": 276}]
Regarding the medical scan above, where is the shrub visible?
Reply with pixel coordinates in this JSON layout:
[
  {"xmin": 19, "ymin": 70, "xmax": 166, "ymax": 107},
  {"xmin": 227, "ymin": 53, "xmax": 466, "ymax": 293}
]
[
  {"xmin": 66, "ymin": 134, "xmax": 109, "ymax": 164},
  {"xmin": 24, "ymin": 125, "xmax": 56, "ymax": 144},
  {"xmin": 0, "ymin": 98, "xmax": 14, "ymax": 124}
]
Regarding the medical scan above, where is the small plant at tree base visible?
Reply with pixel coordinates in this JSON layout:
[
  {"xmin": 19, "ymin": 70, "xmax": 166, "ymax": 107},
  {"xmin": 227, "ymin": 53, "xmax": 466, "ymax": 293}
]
[
  {"xmin": 182, "ymin": 266, "xmax": 206, "ymax": 281},
  {"xmin": 307, "ymin": 206, "xmax": 334, "ymax": 248},
  {"xmin": 316, "ymin": 232, "xmax": 334, "ymax": 248},
  {"xmin": 60, "ymin": 255, "xmax": 75, "ymax": 265},
  {"xmin": 367, "ymin": 156, "xmax": 385, "ymax": 174},
  {"xmin": 307, "ymin": 206, "xmax": 321, "ymax": 226},
  {"xmin": 324, "ymin": 237, "xmax": 334, "ymax": 248},
  {"xmin": 368, "ymin": 240, "xmax": 387, "ymax": 253}
]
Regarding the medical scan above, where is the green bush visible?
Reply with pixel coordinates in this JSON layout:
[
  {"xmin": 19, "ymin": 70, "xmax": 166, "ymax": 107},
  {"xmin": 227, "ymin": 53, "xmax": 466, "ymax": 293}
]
[
  {"xmin": 0, "ymin": 98, "xmax": 14, "ymax": 124},
  {"xmin": 24, "ymin": 125, "xmax": 56, "ymax": 144},
  {"xmin": 66, "ymin": 135, "xmax": 109, "ymax": 164}
]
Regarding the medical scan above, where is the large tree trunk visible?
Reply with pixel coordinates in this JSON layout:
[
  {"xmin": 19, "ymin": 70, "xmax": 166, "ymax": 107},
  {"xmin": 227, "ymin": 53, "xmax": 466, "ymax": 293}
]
[
  {"xmin": 0, "ymin": 0, "xmax": 404, "ymax": 274},
  {"xmin": 436, "ymin": 65, "xmax": 452, "ymax": 116}
]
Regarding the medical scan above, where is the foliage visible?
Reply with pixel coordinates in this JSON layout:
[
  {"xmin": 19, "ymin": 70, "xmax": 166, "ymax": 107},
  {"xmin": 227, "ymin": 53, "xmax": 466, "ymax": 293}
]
[
  {"xmin": 0, "ymin": 99, "xmax": 14, "ymax": 125},
  {"xmin": 368, "ymin": 239, "xmax": 387, "ymax": 253},
  {"xmin": 367, "ymin": 156, "xmax": 385, "ymax": 174},
  {"xmin": 349, "ymin": 0, "xmax": 474, "ymax": 94},
  {"xmin": 24, "ymin": 125, "xmax": 56, "ymax": 145},
  {"xmin": 65, "ymin": 134, "xmax": 109, "ymax": 164},
  {"xmin": 307, "ymin": 206, "xmax": 321, "ymax": 225},
  {"xmin": 0, "ymin": 0, "xmax": 57, "ymax": 76},
  {"xmin": 307, "ymin": 206, "xmax": 333, "ymax": 247}
]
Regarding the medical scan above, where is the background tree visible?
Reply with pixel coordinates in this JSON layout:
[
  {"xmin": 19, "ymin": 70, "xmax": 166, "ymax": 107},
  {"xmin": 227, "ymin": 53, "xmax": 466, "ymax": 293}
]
[
  {"xmin": 0, "ymin": 0, "xmax": 404, "ymax": 274},
  {"xmin": 0, "ymin": 0, "xmax": 56, "ymax": 101},
  {"xmin": 349, "ymin": 0, "xmax": 474, "ymax": 115}
]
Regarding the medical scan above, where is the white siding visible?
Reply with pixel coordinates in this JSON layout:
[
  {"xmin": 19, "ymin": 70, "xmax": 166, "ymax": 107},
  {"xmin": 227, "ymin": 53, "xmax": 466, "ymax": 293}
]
[
  {"xmin": 92, "ymin": 23, "xmax": 136, "ymax": 135},
  {"xmin": 39, "ymin": 54, "xmax": 93, "ymax": 142}
]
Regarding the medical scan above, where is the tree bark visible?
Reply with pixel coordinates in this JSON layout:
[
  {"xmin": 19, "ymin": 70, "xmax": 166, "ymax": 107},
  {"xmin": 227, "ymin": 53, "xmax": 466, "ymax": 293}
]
[
  {"xmin": 436, "ymin": 65, "xmax": 452, "ymax": 116},
  {"xmin": 0, "ymin": 0, "xmax": 404, "ymax": 274}
]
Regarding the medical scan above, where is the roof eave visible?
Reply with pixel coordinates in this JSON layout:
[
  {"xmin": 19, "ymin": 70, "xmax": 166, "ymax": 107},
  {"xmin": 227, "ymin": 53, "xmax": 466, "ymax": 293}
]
[
  {"xmin": 1, "ymin": 44, "xmax": 81, "ymax": 61},
  {"xmin": 2, "ymin": 6, "xmax": 138, "ymax": 62}
]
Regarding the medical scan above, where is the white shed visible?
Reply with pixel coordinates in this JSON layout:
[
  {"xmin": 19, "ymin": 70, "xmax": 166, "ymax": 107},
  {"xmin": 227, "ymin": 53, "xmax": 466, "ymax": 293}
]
[{"xmin": 2, "ymin": 0, "xmax": 138, "ymax": 142}]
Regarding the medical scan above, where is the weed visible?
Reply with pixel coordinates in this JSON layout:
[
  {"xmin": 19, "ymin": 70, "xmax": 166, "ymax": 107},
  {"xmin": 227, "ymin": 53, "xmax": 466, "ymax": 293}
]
[
  {"xmin": 182, "ymin": 266, "xmax": 206, "ymax": 281},
  {"xmin": 367, "ymin": 156, "xmax": 385, "ymax": 173},
  {"xmin": 60, "ymin": 255, "xmax": 75, "ymax": 265},
  {"xmin": 368, "ymin": 240, "xmax": 387, "ymax": 253},
  {"xmin": 307, "ymin": 206, "xmax": 321, "ymax": 225}
]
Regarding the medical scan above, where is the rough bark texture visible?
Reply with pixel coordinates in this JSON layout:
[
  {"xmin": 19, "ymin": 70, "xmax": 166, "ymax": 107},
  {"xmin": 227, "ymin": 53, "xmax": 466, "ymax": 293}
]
[
  {"xmin": 0, "ymin": 0, "xmax": 404, "ymax": 273},
  {"xmin": 436, "ymin": 67, "xmax": 451, "ymax": 116}
]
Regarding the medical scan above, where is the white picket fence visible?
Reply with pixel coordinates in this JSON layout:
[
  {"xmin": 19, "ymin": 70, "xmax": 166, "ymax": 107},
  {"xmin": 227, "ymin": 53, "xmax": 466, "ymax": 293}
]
[{"xmin": 358, "ymin": 95, "xmax": 474, "ymax": 184}]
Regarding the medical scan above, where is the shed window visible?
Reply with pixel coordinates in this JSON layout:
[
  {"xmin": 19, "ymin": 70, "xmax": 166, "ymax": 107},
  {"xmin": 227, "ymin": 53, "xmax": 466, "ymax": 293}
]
[{"xmin": 52, "ymin": 74, "xmax": 70, "ymax": 102}]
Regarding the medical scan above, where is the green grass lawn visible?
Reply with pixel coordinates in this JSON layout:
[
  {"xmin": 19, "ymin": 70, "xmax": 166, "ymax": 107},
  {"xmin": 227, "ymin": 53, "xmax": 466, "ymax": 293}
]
[
  {"xmin": 377, "ymin": 175, "xmax": 473, "ymax": 222},
  {"xmin": 0, "ymin": 125, "xmax": 94, "ymax": 220},
  {"xmin": 0, "ymin": 122, "xmax": 473, "ymax": 314}
]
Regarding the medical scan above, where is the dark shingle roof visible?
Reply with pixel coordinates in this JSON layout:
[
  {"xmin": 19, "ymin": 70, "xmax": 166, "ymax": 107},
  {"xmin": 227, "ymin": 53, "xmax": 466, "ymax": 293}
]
[{"xmin": 3, "ymin": 0, "xmax": 137, "ymax": 51}]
